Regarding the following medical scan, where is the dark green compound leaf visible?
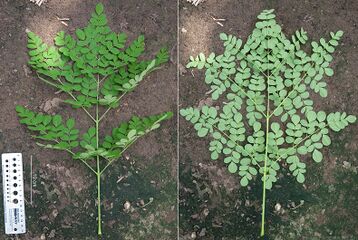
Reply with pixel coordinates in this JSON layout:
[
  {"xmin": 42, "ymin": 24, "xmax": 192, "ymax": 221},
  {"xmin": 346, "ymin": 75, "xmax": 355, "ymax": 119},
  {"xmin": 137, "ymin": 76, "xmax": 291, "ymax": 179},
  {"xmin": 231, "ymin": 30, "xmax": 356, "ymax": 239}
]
[
  {"xmin": 26, "ymin": 3, "xmax": 169, "ymax": 109},
  {"xmin": 155, "ymin": 47, "xmax": 170, "ymax": 66},
  {"xmin": 98, "ymin": 94, "xmax": 120, "ymax": 108},
  {"xmin": 101, "ymin": 112, "xmax": 173, "ymax": 153},
  {"xmin": 16, "ymin": 106, "xmax": 79, "ymax": 151},
  {"xmin": 180, "ymin": 9, "xmax": 356, "ymax": 191},
  {"xmin": 19, "ymin": 2, "xmax": 173, "ymax": 236}
]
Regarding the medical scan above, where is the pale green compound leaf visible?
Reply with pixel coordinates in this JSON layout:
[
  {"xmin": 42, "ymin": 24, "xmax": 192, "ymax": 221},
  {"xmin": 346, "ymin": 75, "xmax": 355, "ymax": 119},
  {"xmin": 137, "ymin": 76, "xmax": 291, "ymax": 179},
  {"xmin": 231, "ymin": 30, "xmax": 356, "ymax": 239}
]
[{"xmin": 179, "ymin": 8, "xmax": 356, "ymax": 237}]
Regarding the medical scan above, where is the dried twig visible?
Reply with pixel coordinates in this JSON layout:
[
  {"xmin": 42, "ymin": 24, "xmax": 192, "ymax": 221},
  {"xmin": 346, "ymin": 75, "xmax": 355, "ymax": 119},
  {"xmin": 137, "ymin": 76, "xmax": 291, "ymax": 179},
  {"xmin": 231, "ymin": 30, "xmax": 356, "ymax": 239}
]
[
  {"xmin": 29, "ymin": 0, "xmax": 47, "ymax": 6},
  {"xmin": 56, "ymin": 16, "xmax": 70, "ymax": 26},
  {"xmin": 187, "ymin": 0, "xmax": 206, "ymax": 6},
  {"xmin": 210, "ymin": 15, "xmax": 226, "ymax": 27}
]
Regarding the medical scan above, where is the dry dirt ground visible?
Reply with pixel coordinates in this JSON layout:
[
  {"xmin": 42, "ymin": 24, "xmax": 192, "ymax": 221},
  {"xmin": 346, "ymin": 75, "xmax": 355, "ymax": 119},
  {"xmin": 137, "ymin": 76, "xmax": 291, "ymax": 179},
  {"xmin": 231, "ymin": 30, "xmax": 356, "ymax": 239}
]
[
  {"xmin": 0, "ymin": 0, "xmax": 177, "ymax": 239},
  {"xmin": 2, "ymin": 0, "xmax": 358, "ymax": 239},
  {"xmin": 179, "ymin": 0, "xmax": 358, "ymax": 239}
]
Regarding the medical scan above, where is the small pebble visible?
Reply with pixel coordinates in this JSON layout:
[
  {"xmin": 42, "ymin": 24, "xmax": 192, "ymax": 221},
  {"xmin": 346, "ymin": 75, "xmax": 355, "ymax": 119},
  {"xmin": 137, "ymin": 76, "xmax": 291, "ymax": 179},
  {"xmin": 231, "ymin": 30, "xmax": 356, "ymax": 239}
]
[
  {"xmin": 275, "ymin": 203, "xmax": 281, "ymax": 212},
  {"xmin": 343, "ymin": 161, "xmax": 351, "ymax": 169},
  {"xmin": 124, "ymin": 201, "xmax": 131, "ymax": 211},
  {"xmin": 199, "ymin": 228, "xmax": 206, "ymax": 237},
  {"xmin": 51, "ymin": 209, "xmax": 58, "ymax": 218},
  {"xmin": 203, "ymin": 208, "xmax": 209, "ymax": 217},
  {"xmin": 48, "ymin": 229, "xmax": 55, "ymax": 238}
]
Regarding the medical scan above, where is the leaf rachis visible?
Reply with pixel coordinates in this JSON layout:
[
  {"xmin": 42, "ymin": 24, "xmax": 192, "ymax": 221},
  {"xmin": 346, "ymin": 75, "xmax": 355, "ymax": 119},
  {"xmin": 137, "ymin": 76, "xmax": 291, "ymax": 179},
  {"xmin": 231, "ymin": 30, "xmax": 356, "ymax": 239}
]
[
  {"xmin": 17, "ymin": 2, "xmax": 172, "ymax": 236},
  {"xmin": 180, "ymin": 9, "xmax": 356, "ymax": 236}
]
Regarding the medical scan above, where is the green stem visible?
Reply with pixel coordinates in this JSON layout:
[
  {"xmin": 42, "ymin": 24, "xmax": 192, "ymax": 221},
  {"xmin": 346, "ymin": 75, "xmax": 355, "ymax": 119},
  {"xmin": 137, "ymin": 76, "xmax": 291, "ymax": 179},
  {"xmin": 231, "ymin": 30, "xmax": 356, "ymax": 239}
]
[
  {"xmin": 96, "ymin": 155, "xmax": 102, "ymax": 235},
  {"xmin": 269, "ymin": 68, "xmax": 310, "ymax": 118},
  {"xmin": 100, "ymin": 138, "xmax": 135, "ymax": 175},
  {"xmin": 212, "ymin": 125, "xmax": 260, "ymax": 168},
  {"xmin": 37, "ymin": 74, "xmax": 96, "ymax": 122},
  {"xmin": 100, "ymin": 116, "xmax": 165, "ymax": 175},
  {"xmin": 274, "ymin": 124, "xmax": 326, "ymax": 163},
  {"xmin": 95, "ymin": 75, "xmax": 102, "ymax": 236},
  {"xmin": 37, "ymin": 74, "xmax": 59, "ymax": 88},
  {"xmin": 66, "ymin": 149, "xmax": 97, "ymax": 174},
  {"xmin": 99, "ymin": 93, "xmax": 126, "ymax": 122},
  {"xmin": 261, "ymin": 73, "xmax": 271, "ymax": 237},
  {"xmin": 66, "ymin": 91, "xmax": 96, "ymax": 123},
  {"xmin": 261, "ymin": 118, "xmax": 269, "ymax": 236},
  {"xmin": 227, "ymin": 77, "xmax": 267, "ymax": 117},
  {"xmin": 81, "ymin": 159, "xmax": 97, "ymax": 175}
]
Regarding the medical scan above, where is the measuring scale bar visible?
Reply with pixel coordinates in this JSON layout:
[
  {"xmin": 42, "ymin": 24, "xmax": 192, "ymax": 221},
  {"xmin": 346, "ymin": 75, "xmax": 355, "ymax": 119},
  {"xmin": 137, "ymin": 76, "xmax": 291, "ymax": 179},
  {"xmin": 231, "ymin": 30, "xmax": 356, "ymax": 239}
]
[{"xmin": 1, "ymin": 153, "xmax": 26, "ymax": 234}]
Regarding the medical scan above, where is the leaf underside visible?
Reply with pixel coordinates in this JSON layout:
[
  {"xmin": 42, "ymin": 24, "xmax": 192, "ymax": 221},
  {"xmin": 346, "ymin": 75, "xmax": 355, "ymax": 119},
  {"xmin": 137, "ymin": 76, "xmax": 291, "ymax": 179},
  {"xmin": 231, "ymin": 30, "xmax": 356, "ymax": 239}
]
[{"xmin": 181, "ymin": 9, "xmax": 356, "ymax": 189}]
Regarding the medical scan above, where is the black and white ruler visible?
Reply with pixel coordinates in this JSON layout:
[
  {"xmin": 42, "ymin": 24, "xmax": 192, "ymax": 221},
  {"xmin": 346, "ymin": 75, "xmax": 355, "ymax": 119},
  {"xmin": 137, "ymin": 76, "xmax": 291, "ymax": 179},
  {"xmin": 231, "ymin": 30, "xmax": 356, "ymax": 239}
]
[{"xmin": 1, "ymin": 153, "xmax": 26, "ymax": 234}]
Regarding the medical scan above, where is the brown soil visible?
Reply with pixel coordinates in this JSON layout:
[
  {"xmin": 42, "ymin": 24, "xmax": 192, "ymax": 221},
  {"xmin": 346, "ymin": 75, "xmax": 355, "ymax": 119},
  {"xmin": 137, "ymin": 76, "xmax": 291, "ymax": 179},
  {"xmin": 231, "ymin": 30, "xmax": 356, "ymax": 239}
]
[
  {"xmin": 179, "ymin": 0, "xmax": 358, "ymax": 239},
  {"xmin": 1, "ymin": 0, "xmax": 358, "ymax": 239},
  {"xmin": 0, "ymin": 0, "xmax": 176, "ymax": 239}
]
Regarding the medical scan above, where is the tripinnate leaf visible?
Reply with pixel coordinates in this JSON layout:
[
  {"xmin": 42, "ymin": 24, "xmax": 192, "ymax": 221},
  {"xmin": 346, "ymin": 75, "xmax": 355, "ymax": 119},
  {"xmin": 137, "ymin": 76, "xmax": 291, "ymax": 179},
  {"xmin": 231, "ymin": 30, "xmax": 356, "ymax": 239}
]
[
  {"xmin": 26, "ymin": 4, "xmax": 169, "ymax": 109},
  {"xmin": 181, "ymin": 9, "xmax": 356, "ymax": 190},
  {"xmin": 18, "ymin": 3, "xmax": 173, "ymax": 236}
]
